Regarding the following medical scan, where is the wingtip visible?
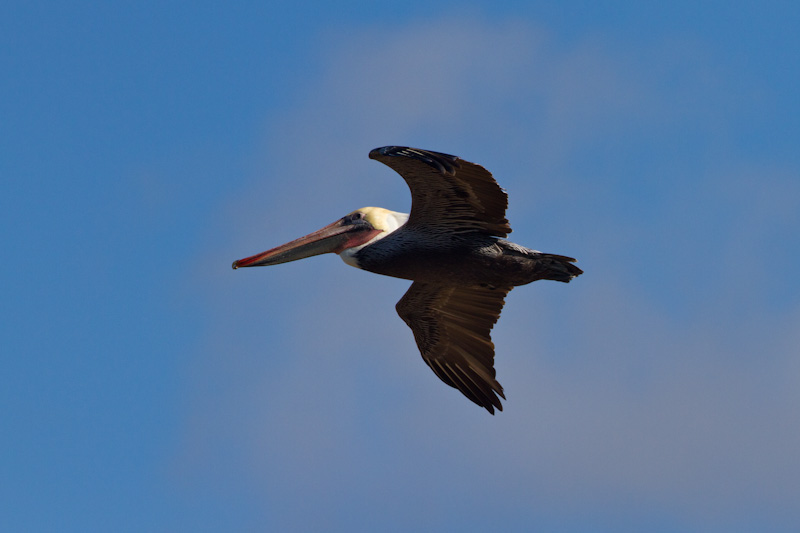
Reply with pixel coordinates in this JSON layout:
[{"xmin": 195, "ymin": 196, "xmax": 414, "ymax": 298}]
[
  {"xmin": 368, "ymin": 146, "xmax": 460, "ymax": 175},
  {"xmin": 368, "ymin": 146, "xmax": 388, "ymax": 160},
  {"xmin": 369, "ymin": 146, "xmax": 406, "ymax": 159},
  {"xmin": 477, "ymin": 383, "xmax": 505, "ymax": 415},
  {"xmin": 484, "ymin": 398, "xmax": 504, "ymax": 415}
]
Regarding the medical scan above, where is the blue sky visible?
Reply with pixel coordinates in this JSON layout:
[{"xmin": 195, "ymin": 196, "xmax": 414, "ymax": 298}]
[{"xmin": 3, "ymin": 2, "xmax": 799, "ymax": 531}]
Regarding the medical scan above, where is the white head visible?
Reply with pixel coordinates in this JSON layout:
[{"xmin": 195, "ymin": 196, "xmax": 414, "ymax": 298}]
[{"xmin": 339, "ymin": 207, "xmax": 408, "ymax": 267}]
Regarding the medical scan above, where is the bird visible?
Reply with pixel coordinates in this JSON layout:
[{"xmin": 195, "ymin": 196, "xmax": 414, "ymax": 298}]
[{"xmin": 232, "ymin": 146, "xmax": 582, "ymax": 414}]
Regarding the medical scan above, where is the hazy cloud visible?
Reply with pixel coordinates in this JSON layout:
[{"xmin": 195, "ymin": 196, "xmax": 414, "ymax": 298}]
[{"xmin": 178, "ymin": 15, "xmax": 800, "ymax": 530}]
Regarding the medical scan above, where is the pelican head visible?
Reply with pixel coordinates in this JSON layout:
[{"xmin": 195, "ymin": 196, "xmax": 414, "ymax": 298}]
[{"xmin": 232, "ymin": 207, "xmax": 408, "ymax": 269}]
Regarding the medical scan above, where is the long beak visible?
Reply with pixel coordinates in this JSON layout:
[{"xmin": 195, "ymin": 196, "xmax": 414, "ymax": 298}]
[{"xmin": 232, "ymin": 219, "xmax": 374, "ymax": 269}]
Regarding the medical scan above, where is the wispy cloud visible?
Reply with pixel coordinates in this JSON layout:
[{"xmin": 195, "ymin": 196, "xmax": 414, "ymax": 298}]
[{"xmin": 177, "ymin": 15, "xmax": 800, "ymax": 530}]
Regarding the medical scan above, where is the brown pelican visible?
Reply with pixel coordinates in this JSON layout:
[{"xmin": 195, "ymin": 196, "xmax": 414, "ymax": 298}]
[{"xmin": 233, "ymin": 146, "xmax": 582, "ymax": 414}]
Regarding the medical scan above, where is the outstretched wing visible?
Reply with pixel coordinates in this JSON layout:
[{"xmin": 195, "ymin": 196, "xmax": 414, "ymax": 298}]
[
  {"xmin": 396, "ymin": 282, "xmax": 512, "ymax": 414},
  {"xmin": 369, "ymin": 146, "xmax": 511, "ymax": 238}
]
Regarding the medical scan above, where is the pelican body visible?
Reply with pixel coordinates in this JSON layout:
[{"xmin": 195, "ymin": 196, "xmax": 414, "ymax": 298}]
[{"xmin": 233, "ymin": 147, "xmax": 582, "ymax": 414}]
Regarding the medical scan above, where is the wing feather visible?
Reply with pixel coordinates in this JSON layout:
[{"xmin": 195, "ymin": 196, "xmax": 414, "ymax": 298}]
[
  {"xmin": 369, "ymin": 146, "xmax": 511, "ymax": 237},
  {"xmin": 396, "ymin": 282, "xmax": 512, "ymax": 414}
]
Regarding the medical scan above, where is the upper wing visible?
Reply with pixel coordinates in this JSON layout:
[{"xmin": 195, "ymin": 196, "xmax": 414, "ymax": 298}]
[
  {"xmin": 396, "ymin": 282, "xmax": 512, "ymax": 414},
  {"xmin": 369, "ymin": 146, "xmax": 511, "ymax": 238}
]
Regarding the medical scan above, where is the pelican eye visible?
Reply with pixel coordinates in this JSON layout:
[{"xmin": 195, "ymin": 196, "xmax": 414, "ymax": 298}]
[{"xmin": 345, "ymin": 212, "xmax": 369, "ymax": 226}]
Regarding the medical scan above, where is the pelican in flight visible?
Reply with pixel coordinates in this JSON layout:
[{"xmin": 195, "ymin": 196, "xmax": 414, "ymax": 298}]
[{"xmin": 233, "ymin": 146, "xmax": 582, "ymax": 414}]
